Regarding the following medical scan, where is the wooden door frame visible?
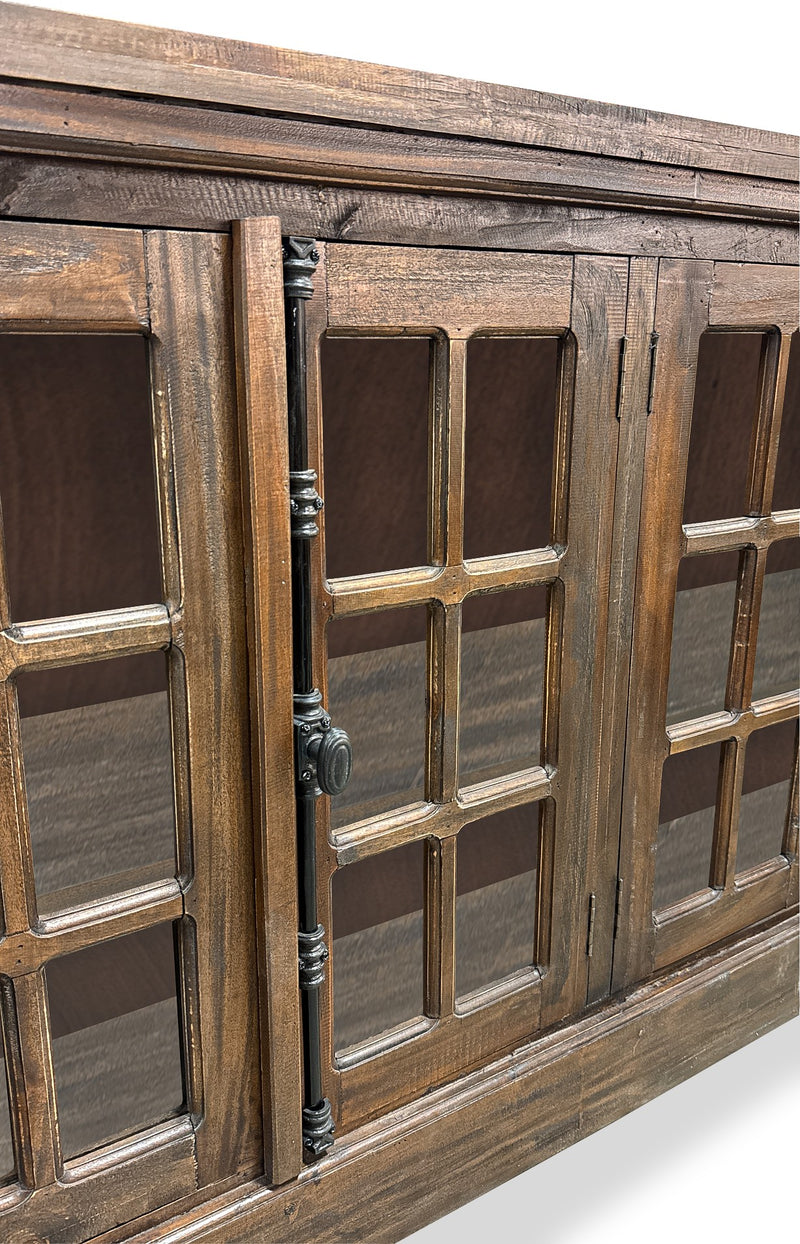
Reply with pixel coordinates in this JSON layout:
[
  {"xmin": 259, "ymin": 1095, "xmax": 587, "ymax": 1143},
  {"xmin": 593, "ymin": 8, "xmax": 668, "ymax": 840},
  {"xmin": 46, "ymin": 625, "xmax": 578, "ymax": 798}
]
[
  {"xmin": 613, "ymin": 258, "xmax": 799, "ymax": 992},
  {"xmin": 235, "ymin": 223, "xmax": 647, "ymax": 1136},
  {"xmin": 0, "ymin": 219, "xmax": 265, "ymax": 1237}
]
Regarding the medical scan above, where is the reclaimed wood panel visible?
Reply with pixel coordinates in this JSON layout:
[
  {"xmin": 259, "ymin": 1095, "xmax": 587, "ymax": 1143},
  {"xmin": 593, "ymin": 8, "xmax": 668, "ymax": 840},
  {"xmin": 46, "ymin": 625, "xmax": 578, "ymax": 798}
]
[
  {"xmin": 0, "ymin": 218, "xmax": 147, "ymax": 329},
  {"xmin": 2, "ymin": 154, "xmax": 796, "ymax": 265},
  {"xmin": 326, "ymin": 244, "xmax": 572, "ymax": 333},
  {"xmin": 113, "ymin": 914, "xmax": 798, "ymax": 1244},
  {"xmin": 232, "ymin": 216, "xmax": 304, "ymax": 1186},
  {"xmin": 711, "ymin": 262, "xmax": 799, "ymax": 327},
  {"xmin": 0, "ymin": 3, "xmax": 793, "ymax": 181}
]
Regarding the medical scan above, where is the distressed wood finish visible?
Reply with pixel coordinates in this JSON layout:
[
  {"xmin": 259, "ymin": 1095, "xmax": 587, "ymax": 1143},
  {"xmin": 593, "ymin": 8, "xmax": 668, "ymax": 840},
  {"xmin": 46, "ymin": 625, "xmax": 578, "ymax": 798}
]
[
  {"xmin": 0, "ymin": 222, "xmax": 264, "ymax": 1237},
  {"xmin": 0, "ymin": 218, "xmax": 147, "ymax": 329},
  {"xmin": 0, "ymin": 82, "xmax": 795, "ymax": 222},
  {"xmin": 0, "ymin": 3, "xmax": 794, "ymax": 185},
  {"xmin": 2, "ymin": 154, "xmax": 796, "ymax": 265},
  {"xmin": 614, "ymin": 255, "xmax": 800, "ymax": 992},
  {"xmin": 110, "ymin": 913, "xmax": 798, "ymax": 1244},
  {"xmin": 232, "ymin": 216, "xmax": 303, "ymax": 1186},
  {"xmin": 293, "ymin": 242, "xmax": 631, "ymax": 1133},
  {"xmin": 0, "ymin": 5, "xmax": 797, "ymax": 1240}
]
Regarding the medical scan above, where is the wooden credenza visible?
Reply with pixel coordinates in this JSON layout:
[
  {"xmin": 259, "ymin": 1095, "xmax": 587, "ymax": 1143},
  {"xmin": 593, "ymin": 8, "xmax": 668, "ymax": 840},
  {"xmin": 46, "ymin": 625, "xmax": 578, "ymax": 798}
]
[{"xmin": 0, "ymin": 4, "xmax": 797, "ymax": 1240}]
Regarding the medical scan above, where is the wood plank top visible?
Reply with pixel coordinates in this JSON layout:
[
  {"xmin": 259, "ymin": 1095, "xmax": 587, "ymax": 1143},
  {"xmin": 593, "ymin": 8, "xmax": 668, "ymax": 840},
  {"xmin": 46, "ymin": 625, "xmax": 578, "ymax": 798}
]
[{"xmin": 0, "ymin": 1, "xmax": 795, "ymax": 185}]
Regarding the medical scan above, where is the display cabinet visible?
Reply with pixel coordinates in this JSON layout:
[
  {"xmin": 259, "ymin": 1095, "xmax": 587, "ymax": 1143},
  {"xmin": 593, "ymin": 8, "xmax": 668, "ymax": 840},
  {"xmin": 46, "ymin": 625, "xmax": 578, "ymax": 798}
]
[{"xmin": 0, "ymin": 4, "xmax": 797, "ymax": 1240}]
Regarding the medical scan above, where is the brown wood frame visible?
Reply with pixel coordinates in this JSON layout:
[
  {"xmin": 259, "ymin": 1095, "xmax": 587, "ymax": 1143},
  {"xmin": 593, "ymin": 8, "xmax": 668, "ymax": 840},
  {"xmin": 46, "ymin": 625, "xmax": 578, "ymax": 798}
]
[
  {"xmin": 296, "ymin": 243, "xmax": 628, "ymax": 1131},
  {"xmin": 0, "ymin": 4, "xmax": 796, "ymax": 1241},
  {"xmin": 613, "ymin": 260, "xmax": 799, "ymax": 990},
  {"xmin": 0, "ymin": 218, "xmax": 265, "ymax": 1236}
]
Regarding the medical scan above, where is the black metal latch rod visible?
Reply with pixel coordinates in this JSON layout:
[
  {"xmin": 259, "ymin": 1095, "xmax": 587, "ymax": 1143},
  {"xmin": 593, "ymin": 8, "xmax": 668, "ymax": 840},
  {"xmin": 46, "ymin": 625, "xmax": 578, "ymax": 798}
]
[{"xmin": 283, "ymin": 236, "xmax": 353, "ymax": 1159}]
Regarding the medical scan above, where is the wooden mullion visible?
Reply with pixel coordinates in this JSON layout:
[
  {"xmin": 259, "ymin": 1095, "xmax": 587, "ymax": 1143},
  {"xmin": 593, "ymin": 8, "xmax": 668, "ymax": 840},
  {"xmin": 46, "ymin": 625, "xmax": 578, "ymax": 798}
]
[
  {"xmin": 747, "ymin": 326, "xmax": 794, "ymax": 517},
  {"xmin": 726, "ymin": 546, "xmax": 767, "ymax": 712},
  {"xmin": 443, "ymin": 336, "xmax": 467, "ymax": 570},
  {"xmin": 427, "ymin": 603, "xmax": 461, "ymax": 807},
  {"xmin": 0, "ymin": 604, "xmax": 171, "ymax": 679},
  {"xmin": 682, "ymin": 511, "xmax": 800, "ymax": 557},
  {"xmin": 667, "ymin": 690, "xmax": 798, "ymax": 753},
  {"xmin": 333, "ymin": 767, "xmax": 553, "ymax": 864},
  {"xmin": 327, "ymin": 549, "xmax": 562, "ymax": 618},
  {"xmin": 424, "ymin": 834, "xmax": 456, "ymax": 1021},
  {"xmin": 710, "ymin": 738, "xmax": 743, "ymax": 890},
  {"xmin": 784, "ymin": 725, "xmax": 799, "ymax": 863},
  {"xmin": 0, "ymin": 882, "xmax": 183, "ymax": 976}
]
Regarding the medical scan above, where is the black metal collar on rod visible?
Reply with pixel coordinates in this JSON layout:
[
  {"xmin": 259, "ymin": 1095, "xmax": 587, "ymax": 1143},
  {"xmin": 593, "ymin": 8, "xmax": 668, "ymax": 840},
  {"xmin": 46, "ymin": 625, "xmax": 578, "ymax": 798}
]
[{"xmin": 282, "ymin": 236, "xmax": 352, "ymax": 1160}]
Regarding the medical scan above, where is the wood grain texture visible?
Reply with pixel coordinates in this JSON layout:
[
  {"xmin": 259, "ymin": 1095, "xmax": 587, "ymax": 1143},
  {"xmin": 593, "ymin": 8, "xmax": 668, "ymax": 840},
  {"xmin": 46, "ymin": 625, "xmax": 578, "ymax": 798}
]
[
  {"xmin": 326, "ymin": 244, "xmax": 572, "ymax": 334},
  {"xmin": 116, "ymin": 913, "xmax": 798, "ymax": 1244},
  {"xmin": 587, "ymin": 256, "xmax": 659, "ymax": 1004},
  {"xmin": 3, "ymin": 154, "xmax": 796, "ymax": 265},
  {"xmin": 232, "ymin": 216, "xmax": 303, "ymax": 1187},
  {"xmin": 613, "ymin": 258, "xmax": 713, "ymax": 991},
  {"xmin": 0, "ymin": 217, "xmax": 147, "ymax": 329},
  {"xmin": 0, "ymin": 2, "xmax": 794, "ymax": 182},
  {"xmin": 145, "ymin": 229, "xmax": 263, "ymax": 1190},
  {"xmin": 0, "ymin": 81, "xmax": 794, "ymax": 221},
  {"xmin": 542, "ymin": 254, "xmax": 628, "ymax": 1022},
  {"xmin": 711, "ymin": 262, "xmax": 800, "ymax": 327}
]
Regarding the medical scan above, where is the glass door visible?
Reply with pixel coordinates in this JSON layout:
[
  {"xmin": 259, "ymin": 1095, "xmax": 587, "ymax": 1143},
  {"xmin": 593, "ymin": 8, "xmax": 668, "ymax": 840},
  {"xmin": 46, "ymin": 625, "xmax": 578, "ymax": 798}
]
[
  {"xmin": 614, "ymin": 259, "xmax": 799, "ymax": 990},
  {"xmin": 0, "ymin": 221, "xmax": 264, "ymax": 1236},
  {"xmin": 235, "ymin": 220, "xmax": 633, "ymax": 1137}
]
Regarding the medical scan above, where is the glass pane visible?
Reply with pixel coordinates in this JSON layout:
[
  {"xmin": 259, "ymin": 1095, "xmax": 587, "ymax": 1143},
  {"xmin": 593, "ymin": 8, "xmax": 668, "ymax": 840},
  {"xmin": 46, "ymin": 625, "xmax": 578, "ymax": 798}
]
[
  {"xmin": 736, "ymin": 720, "xmax": 796, "ymax": 875},
  {"xmin": 46, "ymin": 923, "xmax": 184, "ymax": 1159},
  {"xmin": 773, "ymin": 330, "xmax": 799, "ymax": 512},
  {"xmin": 456, "ymin": 805, "xmax": 539, "ymax": 999},
  {"xmin": 332, "ymin": 842, "xmax": 424, "ymax": 1052},
  {"xmin": 18, "ymin": 653, "xmax": 176, "ymax": 915},
  {"xmin": 0, "ymin": 334, "xmax": 162, "ymax": 621},
  {"xmin": 654, "ymin": 745, "xmax": 722, "ymax": 910},
  {"xmin": 327, "ymin": 607, "xmax": 427, "ymax": 829},
  {"xmin": 0, "ymin": 1020, "xmax": 13, "ymax": 1183},
  {"xmin": 667, "ymin": 553, "xmax": 739, "ymax": 725},
  {"xmin": 464, "ymin": 337, "xmax": 559, "ymax": 557},
  {"xmin": 752, "ymin": 540, "xmax": 800, "ymax": 702},
  {"xmin": 321, "ymin": 336, "xmax": 430, "ymax": 578},
  {"xmin": 683, "ymin": 332, "xmax": 765, "ymax": 525},
  {"xmin": 459, "ymin": 586, "xmax": 547, "ymax": 787}
]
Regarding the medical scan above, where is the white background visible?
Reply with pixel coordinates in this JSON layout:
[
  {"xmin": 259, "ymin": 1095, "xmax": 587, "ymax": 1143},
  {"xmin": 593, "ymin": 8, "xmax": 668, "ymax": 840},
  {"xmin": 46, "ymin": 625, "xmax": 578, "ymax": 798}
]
[{"xmin": 9, "ymin": 3, "xmax": 799, "ymax": 1241}]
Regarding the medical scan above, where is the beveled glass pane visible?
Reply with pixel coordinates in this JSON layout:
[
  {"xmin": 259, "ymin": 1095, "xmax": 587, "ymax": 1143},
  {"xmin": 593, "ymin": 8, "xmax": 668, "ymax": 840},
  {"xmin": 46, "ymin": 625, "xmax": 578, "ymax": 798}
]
[
  {"xmin": 752, "ymin": 540, "xmax": 800, "ymax": 702},
  {"xmin": 332, "ymin": 842, "xmax": 424, "ymax": 1052},
  {"xmin": 0, "ymin": 1023, "xmax": 13, "ymax": 1183},
  {"xmin": 464, "ymin": 336, "xmax": 559, "ymax": 557},
  {"xmin": 667, "ymin": 553, "xmax": 739, "ymax": 725},
  {"xmin": 321, "ymin": 336, "xmax": 430, "ymax": 578},
  {"xmin": 773, "ymin": 330, "xmax": 799, "ymax": 512},
  {"xmin": 0, "ymin": 334, "xmax": 161, "ymax": 621},
  {"xmin": 456, "ymin": 805, "xmax": 539, "ymax": 999},
  {"xmin": 736, "ymin": 720, "xmax": 796, "ymax": 875},
  {"xmin": 18, "ymin": 653, "xmax": 176, "ymax": 915},
  {"xmin": 327, "ymin": 607, "xmax": 427, "ymax": 829},
  {"xmin": 654, "ymin": 745, "xmax": 722, "ymax": 911},
  {"xmin": 46, "ymin": 923, "xmax": 184, "ymax": 1159},
  {"xmin": 683, "ymin": 332, "xmax": 765, "ymax": 525},
  {"xmin": 459, "ymin": 586, "xmax": 547, "ymax": 788}
]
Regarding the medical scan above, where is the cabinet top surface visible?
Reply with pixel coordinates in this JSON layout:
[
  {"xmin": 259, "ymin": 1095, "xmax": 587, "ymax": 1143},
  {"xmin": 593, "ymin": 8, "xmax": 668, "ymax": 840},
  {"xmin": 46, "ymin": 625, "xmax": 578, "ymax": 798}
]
[{"xmin": 0, "ymin": 1, "xmax": 797, "ymax": 184}]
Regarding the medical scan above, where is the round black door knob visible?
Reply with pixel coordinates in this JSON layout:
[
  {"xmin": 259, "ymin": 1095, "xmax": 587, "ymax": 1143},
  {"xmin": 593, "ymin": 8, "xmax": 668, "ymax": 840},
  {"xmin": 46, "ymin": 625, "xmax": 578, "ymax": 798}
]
[{"xmin": 311, "ymin": 726, "xmax": 353, "ymax": 797}]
